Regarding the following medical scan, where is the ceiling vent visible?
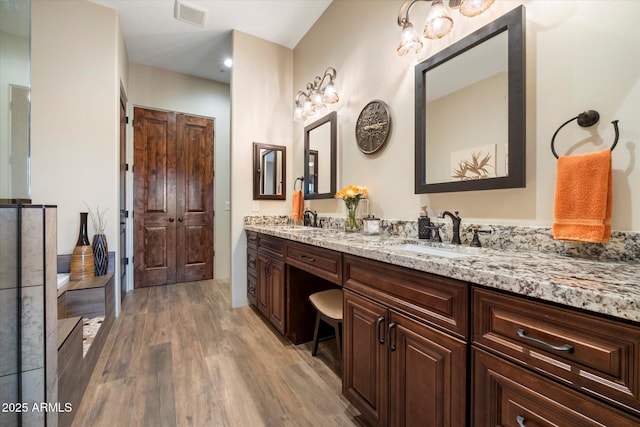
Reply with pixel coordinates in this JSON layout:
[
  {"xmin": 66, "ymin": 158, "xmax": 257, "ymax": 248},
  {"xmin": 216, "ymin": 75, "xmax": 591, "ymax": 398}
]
[{"xmin": 174, "ymin": 0, "xmax": 208, "ymax": 28}]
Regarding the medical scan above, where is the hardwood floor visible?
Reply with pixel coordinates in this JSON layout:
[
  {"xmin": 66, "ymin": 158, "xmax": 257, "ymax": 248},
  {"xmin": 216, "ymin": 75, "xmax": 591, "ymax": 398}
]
[{"xmin": 71, "ymin": 279, "xmax": 365, "ymax": 426}]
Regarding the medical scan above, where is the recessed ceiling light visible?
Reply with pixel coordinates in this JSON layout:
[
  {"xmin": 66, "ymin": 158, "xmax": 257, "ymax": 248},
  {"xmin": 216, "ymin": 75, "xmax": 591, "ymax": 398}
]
[{"xmin": 223, "ymin": 58, "xmax": 233, "ymax": 68}]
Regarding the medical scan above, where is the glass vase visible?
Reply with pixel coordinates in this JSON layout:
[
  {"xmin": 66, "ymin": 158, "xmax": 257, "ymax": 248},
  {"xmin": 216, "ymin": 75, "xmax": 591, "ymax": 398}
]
[{"xmin": 345, "ymin": 201, "xmax": 361, "ymax": 232}]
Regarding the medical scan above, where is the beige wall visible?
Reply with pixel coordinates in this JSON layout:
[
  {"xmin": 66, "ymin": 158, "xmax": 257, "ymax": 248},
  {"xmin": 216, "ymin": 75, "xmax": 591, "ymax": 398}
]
[
  {"xmin": 230, "ymin": 30, "xmax": 293, "ymax": 307},
  {"xmin": 31, "ymin": 0, "xmax": 123, "ymax": 305},
  {"xmin": 292, "ymin": 0, "xmax": 640, "ymax": 229},
  {"xmin": 127, "ymin": 62, "xmax": 231, "ymax": 283}
]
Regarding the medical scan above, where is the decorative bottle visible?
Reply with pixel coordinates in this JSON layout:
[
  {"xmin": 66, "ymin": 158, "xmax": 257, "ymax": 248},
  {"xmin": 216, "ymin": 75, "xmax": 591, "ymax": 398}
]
[{"xmin": 70, "ymin": 212, "xmax": 95, "ymax": 281}]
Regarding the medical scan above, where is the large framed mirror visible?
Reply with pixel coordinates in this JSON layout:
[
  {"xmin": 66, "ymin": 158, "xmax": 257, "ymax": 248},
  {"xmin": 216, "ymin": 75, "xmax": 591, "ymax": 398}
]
[
  {"xmin": 253, "ymin": 142, "xmax": 286, "ymax": 200},
  {"xmin": 304, "ymin": 111, "xmax": 336, "ymax": 199},
  {"xmin": 415, "ymin": 6, "xmax": 525, "ymax": 193},
  {"xmin": 0, "ymin": 0, "xmax": 31, "ymax": 201}
]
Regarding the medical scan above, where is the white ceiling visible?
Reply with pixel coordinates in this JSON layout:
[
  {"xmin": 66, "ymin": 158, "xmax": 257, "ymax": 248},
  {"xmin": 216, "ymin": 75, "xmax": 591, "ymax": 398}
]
[{"xmin": 91, "ymin": 0, "xmax": 333, "ymax": 84}]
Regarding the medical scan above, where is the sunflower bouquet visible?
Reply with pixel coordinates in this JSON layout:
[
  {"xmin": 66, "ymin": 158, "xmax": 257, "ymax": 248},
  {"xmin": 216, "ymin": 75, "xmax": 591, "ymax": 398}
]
[{"xmin": 335, "ymin": 185, "xmax": 368, "ymax": 231}]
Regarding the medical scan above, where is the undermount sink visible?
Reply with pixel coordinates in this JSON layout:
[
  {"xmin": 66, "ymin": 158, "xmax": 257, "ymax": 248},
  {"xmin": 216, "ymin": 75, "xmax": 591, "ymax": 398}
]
[{"xmin": 388, "ymin": 243, "xmax": 471, "ymax": 259}]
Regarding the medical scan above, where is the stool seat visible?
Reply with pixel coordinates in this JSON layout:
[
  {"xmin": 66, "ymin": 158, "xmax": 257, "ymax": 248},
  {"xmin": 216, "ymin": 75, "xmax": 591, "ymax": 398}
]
[
  {"xmin": 309, "ymin": 289, "xmax": 343, "ymax": 321},
  {"xmin": 309, "ymin": 289, "xmax": 343, "ymax": 360}
]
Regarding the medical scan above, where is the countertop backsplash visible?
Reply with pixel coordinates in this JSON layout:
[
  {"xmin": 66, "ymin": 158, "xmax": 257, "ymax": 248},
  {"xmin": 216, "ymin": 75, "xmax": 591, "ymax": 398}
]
[{"xmin": 244, "ymin": 215, "xmax": 640, "ymax": 262}]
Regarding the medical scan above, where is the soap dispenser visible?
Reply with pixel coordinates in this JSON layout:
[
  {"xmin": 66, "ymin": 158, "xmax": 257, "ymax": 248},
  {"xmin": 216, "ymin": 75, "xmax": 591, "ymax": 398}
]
[{"xmin": 418, "ymin": 206, "xmax": 432, "ymax": 240}]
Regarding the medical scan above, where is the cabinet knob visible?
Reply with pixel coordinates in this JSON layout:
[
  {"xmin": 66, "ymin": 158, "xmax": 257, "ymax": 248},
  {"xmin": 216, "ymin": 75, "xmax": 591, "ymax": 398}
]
[
  {"xmin": 168, "ymin": 218, "xmax": 175, "ymax": 222},
  {"xmin": 178, "ymin": 217, "xmax": 184, "ymax": 222}
]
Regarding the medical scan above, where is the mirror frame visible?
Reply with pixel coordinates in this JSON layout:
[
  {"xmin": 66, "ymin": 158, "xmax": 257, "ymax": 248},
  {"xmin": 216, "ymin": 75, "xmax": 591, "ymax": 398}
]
[
  {"xmin": 304, "ymin": 111, "xmax": 337, "ymax": 200},
  {"xmin": 415, "ymin": 5, "xmax": 525, "ymax": 193},
  {"xmin": 253, "ymin": 142, "xmax": 286, "ymax": 200}
]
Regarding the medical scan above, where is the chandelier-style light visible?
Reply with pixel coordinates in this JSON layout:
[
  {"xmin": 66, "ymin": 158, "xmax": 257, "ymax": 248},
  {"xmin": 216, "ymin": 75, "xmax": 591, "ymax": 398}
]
[
  {"xmin": 396, "ymin": 0, "xmax": 495, "ymax": 56},
  {"xmin": 293, "ymin": 67, "xmax": 339, "ymax": 122}
]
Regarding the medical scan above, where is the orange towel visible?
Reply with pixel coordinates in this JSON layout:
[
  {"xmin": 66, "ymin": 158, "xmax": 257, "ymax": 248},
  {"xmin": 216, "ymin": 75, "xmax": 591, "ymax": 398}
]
[
  {"xmin": 291, "ymin": 190, "xmax": 303, "ymax": 220},
  {"xmin": 552, "ymin": 149, "xmax": 612, "ymax": 243}
]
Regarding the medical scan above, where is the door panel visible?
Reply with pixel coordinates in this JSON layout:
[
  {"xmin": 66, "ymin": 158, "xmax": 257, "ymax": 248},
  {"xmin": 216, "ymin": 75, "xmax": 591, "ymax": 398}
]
[
  {"xmin": 343, "ymin": 290, "xmax": 388, "ymax": 426},
  {"xmin": 389, "ymin": 310, "xmax": 467, "ymax": 427},
  {"xmin": 176, "ymin": 114, "xmax": 214, "ymax": 282},
  {"xmin": 134, "ymin": 108, "xmax": 177, "ymax": 287}
]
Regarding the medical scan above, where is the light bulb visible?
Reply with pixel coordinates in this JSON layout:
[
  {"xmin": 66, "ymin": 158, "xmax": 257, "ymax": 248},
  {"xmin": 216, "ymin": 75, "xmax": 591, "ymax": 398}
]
[
  {"xmin": 322, "ymin": 82, "xmax": 339, "ymax": 103},
  {"xmin": 459, "ymin": 0, "xmax": 494, "ymax": 17},
  {"xmin": 396, "ymin": 21, "xmax": 423, "ymax": 56},
  {"xmin": 424, "ymin": 0, "xmax": 453, "ymax": 39}
]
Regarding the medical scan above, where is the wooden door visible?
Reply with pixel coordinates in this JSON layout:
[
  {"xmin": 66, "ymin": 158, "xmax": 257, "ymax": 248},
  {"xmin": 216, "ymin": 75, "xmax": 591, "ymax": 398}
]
[
  {"xmin": 133, "ymin": 107, "xmax": 214, "ymax": 288},
  {"xmin": 134, "ymin": 108, "xmax": 177, "ymax": 287},
  {"xmin": 343, "ymin": 290, "xmax": 388, "ymax": 426},
  {"xmin": 388, "ymin": 310, "xmax": 467, "ymax": 427},
  {"xmin": 175, "ymin": 114, "xmax": 214, "ymax": 282}
]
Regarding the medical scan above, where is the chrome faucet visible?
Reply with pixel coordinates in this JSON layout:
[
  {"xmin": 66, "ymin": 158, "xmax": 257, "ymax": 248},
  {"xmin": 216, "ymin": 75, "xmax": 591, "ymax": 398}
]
[{"xmin": 438, "ymin": 211, "xmax": 462, "ymax": 245}]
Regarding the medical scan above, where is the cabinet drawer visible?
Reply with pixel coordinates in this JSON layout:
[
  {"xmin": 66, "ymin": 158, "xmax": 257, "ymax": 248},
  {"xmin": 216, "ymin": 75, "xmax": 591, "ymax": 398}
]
[
  {"xmin": 473, "ymin": 348, "xmax": 640, "ymax": 426},
  {"xmin": 246, "ymin": 230, "xmax": 257, "ymax": 249},
  {"xmin": 257, "ymin": 234, "xmax": 284, "ymax": 258},
  {"xmin": 473, "ymin": 287, "xmax": 640, "ymax": 415},
  {"xmin": 285, "ymin": 241, "xmax": 342, "ymax": 285},
  {"xmin": 344, "ymin": 255, "xmax": 468, "ymax": 339}
]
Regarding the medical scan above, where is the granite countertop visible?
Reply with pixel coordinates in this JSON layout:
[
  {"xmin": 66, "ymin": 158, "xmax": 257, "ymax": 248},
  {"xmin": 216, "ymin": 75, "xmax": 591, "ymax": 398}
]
[{"xmin": 245, "ymin": 224, "xmax": 640, "ymax": 323}]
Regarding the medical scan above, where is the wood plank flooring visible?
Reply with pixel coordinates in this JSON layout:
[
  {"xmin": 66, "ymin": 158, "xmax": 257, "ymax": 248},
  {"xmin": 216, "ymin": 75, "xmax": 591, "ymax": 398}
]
[{"xmin": 71, "ymin": 279, "xmax": 366, "ymax": 426}]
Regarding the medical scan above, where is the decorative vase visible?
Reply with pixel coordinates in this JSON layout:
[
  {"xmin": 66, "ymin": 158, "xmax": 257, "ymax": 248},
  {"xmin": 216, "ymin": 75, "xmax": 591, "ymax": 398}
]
[
  {"xmin": 70, "ymin": 212, "xmax": 95, "ymax": 281},
  {"xmin": 92, "ymin": 234, "xmax": 108, "ymax": 276},
  {"xmin": 345, "ymin": 200, "xmax": 361, "ymax": 232}
]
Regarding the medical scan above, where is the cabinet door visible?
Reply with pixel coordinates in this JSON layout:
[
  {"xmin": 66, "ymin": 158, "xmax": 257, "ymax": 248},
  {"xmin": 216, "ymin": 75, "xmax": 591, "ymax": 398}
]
[
  {"xmin": 256, "ymin": 254, "xmax": 269, "ymax": 317},
  {"xmin": 389, "ymin": 311, "xmax": 467, "ymax": 427},
  {"xmin": 268, "ymin": 258, "xmax": 286, "ymax": 334},
  {"xmin": 343, "ymin": 290, "xmax": 388, "ymax": 426}
]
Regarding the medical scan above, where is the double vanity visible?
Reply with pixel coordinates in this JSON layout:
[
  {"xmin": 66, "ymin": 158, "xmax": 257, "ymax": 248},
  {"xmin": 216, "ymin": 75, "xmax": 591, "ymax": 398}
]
[{"xmin": 245, "ymin": 223, "xmax": 640, "ymax": 426}]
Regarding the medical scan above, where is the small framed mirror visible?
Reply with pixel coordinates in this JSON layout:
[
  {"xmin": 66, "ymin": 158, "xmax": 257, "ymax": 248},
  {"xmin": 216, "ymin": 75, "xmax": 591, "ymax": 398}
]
[
  {"xmin": 415, "ymin": 6, "xmax": 525, "ymax": 193},
  {"xmin": 304, "ymin": 111, "xmax": 336, "ymax": 199},
  {"xmin": 253, "ymin": 142, "xmax": 286, "ymax": 200}
]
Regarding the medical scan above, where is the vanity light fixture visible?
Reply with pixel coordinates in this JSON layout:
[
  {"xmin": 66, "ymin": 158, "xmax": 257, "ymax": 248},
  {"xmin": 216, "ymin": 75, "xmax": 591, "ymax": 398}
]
[
  {"xmin": 396, "ymin": 0, "xmax": 494, "ymax": 56},
  {"xmin": 293, "ymin": 67, "xmax": 339, "ymax": 122}
]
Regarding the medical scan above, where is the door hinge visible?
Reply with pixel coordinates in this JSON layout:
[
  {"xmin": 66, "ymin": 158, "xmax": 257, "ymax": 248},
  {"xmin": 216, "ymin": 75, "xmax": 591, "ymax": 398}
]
[
  {"xmin": 125, "ymin": 163, "xmax": 129, "ymax": 171},
  {"xmin": 124, "ymin": 258, "xmax": 129, "ymax": 265},
  {"xmin": 125, "ymin": 116, "xmax": 130, "ymax": 124},
  {"xmin": 125, "ymin": 210, "xmax": 129, "ymax": 218}
]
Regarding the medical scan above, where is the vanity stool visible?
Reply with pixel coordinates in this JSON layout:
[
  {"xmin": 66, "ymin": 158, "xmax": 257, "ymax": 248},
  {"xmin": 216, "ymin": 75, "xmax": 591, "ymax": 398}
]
[{"xmin": 309, "ymin": 289, "xmax": 343, "ymax": 360}]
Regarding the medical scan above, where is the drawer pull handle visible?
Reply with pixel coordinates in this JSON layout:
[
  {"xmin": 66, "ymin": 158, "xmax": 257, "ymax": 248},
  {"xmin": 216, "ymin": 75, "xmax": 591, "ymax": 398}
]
[
  {"xmin": 516, "ymin": 415, "xmax": 526, "ymax": 427},
  {"xmin": 377, "ymin": 317, "xmax": 385, "ymax": 345},
  {"xmin": 300, "ymin": 255, "xmax": 316, "ymax": 263},
  {"xmin": 388, "ymin": 323, "xmax": 397, "ymax": 352},
  {"xmin": 516, "ymin": 328, "xmax": 574, "ymax": 353}
]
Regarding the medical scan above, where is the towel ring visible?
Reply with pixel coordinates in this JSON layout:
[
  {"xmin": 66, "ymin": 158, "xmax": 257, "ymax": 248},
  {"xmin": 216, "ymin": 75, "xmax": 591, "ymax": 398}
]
[
  {"xmin": 294, "ymin": 176, "xmax": 304, "ymax": 191},
  {"xmin": 551, "ymin": 110, "xmax": 619, "ymax": 159}
]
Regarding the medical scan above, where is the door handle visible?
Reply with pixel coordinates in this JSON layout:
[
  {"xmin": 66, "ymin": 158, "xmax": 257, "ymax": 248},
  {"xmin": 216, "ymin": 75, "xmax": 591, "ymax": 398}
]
[
  {"xmin": 516, "ymin": 415, "xmax": 526, "ymax": 427},
  {"xmin": 516, "ymin": 328, "xmax": 574, "ymax": 353},
  {"xmin": 388, "ymin": 322, "xmax": 397, "ymax": 352},
  {"xmin": 376, "ymin": 317, "xmax": 385, "ymax": 345},
  {"xmin": 168, "ymin": 218, "xmax": 175, "ymax": 222}
]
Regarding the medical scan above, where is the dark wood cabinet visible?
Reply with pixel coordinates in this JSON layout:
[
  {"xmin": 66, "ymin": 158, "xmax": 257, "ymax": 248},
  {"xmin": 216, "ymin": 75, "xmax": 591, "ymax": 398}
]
[
  {"xmin": 473, "ymin": 287, "xmax": 640, "ymax": 417},
  {"xmin": 473, "ymin": 347, "xmax": 640, "ymax": 426},
  {"xmin": 343, "ymin": 255, "xmax": 468, "ymax": 427},
  {"xmin": 251, "ymin": 233, "xmax": 286, "ymax": 334}
]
